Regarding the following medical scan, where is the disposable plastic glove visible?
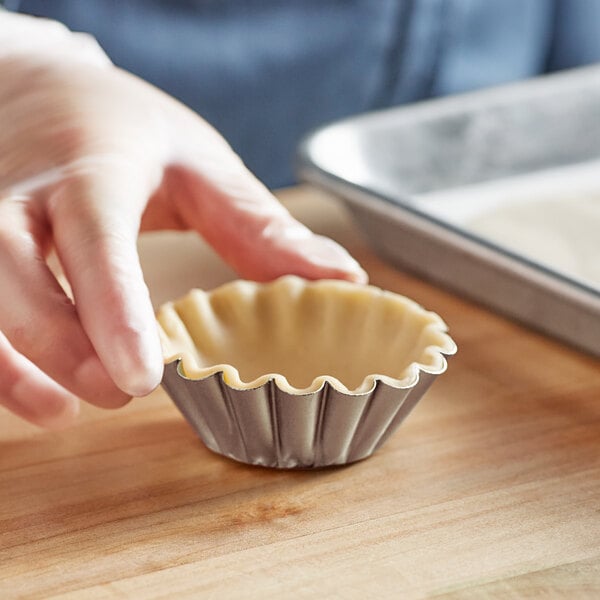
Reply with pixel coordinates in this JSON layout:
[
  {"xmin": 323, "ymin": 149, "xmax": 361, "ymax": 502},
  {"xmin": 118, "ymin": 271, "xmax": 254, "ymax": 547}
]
[{"xmin": 0, "ymin": 13, "xmax": 367, "ymax": 428}]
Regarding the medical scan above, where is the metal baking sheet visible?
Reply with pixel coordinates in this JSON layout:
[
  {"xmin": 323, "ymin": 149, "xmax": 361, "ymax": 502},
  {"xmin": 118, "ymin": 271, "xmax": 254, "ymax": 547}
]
[{"xmin": 296, "ymin": 66, "xmax": 600, "ymax": 357}]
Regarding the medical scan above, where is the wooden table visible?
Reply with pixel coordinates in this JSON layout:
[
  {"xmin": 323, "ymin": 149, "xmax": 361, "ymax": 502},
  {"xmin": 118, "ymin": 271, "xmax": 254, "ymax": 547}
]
[{"xmin": 1, "ymin": 186, "xmax": 599, "ymax": 599}]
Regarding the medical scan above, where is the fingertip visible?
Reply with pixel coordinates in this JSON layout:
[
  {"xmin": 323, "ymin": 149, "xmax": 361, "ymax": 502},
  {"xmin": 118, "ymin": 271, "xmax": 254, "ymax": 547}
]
[
  {"xmin": 274, "ymin": 232, "xmax": 369, "ymax": 285},
  {"xmin": 342, "ymin": 265, "xmax": 369, "ymax": 285},
  {"xmin": 103, "ymin": 325, "xmax": 164, "ymax": 398},
  {"xmin": 117, "ymin": 360, "xmax": 163, "ymax": 398},
  {"xmin": 76, "ymin": 308, "xmax": 164, "ymax": 400}
]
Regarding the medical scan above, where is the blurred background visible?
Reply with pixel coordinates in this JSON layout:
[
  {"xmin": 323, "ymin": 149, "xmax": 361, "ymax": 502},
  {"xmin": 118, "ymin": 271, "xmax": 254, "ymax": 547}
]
[{"xmin": 7, "ymin": 0, "xmax": 600, "ymax": 188}]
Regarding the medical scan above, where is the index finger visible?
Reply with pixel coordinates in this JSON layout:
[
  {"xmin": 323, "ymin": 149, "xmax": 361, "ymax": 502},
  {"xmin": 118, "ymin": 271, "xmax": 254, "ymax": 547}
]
[{"xmin": 48, "ymin": 168, "xmax": 164, "ymax": 397}]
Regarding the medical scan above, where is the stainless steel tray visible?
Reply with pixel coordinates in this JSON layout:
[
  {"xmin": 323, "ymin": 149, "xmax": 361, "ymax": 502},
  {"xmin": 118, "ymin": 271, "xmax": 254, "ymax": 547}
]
[{"xmin": 296, "ymin": 66, "xmax": 600, "ymax": 357}]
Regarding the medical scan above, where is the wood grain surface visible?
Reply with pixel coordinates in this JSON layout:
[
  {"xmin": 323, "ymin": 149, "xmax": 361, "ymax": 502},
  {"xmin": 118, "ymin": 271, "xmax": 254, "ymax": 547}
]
[{"xmin": 1, "ymin": 186, "xmax": 599, "ymax": 599}]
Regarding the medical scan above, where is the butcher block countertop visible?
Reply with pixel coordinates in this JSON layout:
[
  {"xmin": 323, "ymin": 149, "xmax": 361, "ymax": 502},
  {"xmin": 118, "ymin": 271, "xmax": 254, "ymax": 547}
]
[{"xmin": 1, "ymin": 186, "xmax": 599, "ymax": 599}]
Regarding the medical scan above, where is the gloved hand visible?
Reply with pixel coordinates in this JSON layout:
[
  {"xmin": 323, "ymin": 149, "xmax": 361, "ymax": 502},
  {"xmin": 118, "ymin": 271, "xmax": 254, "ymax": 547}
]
[{"xmin": 0, "ymin": 12, "xmax": 367, "ymax": 428}]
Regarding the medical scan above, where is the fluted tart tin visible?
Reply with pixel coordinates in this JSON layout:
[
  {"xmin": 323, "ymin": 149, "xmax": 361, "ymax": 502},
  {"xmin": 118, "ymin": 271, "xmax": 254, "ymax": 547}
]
[{"xmin": 158, "ymin": 276, "xmax": 456, "ymax": 469}]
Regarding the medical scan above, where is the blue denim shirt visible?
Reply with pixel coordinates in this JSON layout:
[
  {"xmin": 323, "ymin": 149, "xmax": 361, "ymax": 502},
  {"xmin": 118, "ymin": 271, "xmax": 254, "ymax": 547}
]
[{"xmin": 11, "ymin": 0, "xmax": 600, "ymax": 187}]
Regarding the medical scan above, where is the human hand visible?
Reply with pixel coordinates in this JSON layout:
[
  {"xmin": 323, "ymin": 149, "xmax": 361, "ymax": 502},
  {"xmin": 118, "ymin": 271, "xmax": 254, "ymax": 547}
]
[{"xmin": 0, "ymin": 13, "xmax": 367, "ymax": 428}]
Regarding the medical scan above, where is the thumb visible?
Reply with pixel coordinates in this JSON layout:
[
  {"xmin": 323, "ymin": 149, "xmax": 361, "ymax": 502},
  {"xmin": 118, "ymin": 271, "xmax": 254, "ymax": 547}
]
[{"xmin": 165, "ymin": 118, "xmax": 367, "ymax": 284}]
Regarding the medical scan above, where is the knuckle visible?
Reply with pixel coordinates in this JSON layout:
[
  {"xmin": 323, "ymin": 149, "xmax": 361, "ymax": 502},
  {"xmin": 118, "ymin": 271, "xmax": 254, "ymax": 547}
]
[
  {"xmin": 2, "ymin": 298, "xmax": 80, "ymax": 364},
  {"xmin": 0, "ymin": 361, "xmax": 21, "ymax": 394},
  {"xmin": 5, "ymin": 322, "xmax": 54, "ymax": 362},
  {"xmin": 0, "ymin": 227, "xmax": 33, "ymax": 258},
  {"xmin": 0, "ymin": 336, "xmax": 26, "ymax": 394}
]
